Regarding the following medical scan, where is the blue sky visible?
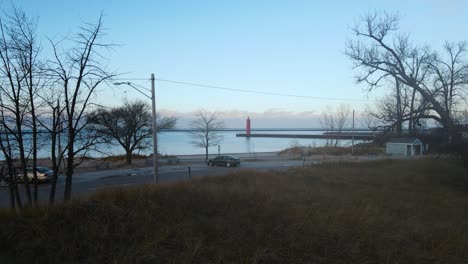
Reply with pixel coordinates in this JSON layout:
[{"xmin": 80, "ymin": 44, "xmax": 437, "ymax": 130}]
[{"xmin": 5, "ymin": 0, "xmax": 468, "ymax": 128}]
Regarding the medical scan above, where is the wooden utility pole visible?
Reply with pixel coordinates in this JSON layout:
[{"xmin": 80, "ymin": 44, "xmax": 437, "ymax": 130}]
[
  {"xmin": 352, "ymin": 109, "xmax": 355, "ymax": 155},
  {"xmin": 151, "ymin": 73, "xmax": 158, "ymax": 184}
]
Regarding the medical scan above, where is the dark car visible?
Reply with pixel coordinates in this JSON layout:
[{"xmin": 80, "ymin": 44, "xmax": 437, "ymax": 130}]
[{"xmin": 207, "ymin": 155, "xmax": 240, "ymax": 167}]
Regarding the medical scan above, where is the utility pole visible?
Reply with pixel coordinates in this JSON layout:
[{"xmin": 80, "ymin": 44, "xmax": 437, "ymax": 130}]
[
  {"xmin": 114, "ymin": 76, "xmax": 158, "ymax": 183},
  {"xmin": 352, "ymin": 109, "xmax": 355, "ymax": 155},
  {"xmin": 151, "ymin": 73, "xmax": 158, "ymax": 184}
]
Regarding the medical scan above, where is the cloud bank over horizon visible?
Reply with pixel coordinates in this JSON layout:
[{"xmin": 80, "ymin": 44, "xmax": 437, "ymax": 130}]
[{"xmin": 159, "ymin": 108, "xmax": 364, "ymax": 129}]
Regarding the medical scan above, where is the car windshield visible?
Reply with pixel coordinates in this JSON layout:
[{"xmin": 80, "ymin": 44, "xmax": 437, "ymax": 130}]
[
  {"xmin": 26, "ymin": 167, "xmax": 50, "ymax": 173},
  {"xmin": 36, "ymin": 167, "xmax": 49, "ymax": 173}
]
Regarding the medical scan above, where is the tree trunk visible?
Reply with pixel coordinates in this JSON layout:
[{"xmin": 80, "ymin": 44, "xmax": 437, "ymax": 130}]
[
  {"xmin": 408, "ymin": 88, "xmax": 416, "ymax": 135},
  {"xmin": 16, "ymin": 117, "xmax": 32, "ymax": 205},
  {"xmin": 8, "ymin": 160, "xmax": 22, "ymax": 209},
  {"xmin": 27, "ymin": 53, "xmax": 39, "ymax": 206},
  {"xmin": 31, "ymin": 113, "xmax": 38, "ymax": 206},
  {"xmin": 445, "ymin": 118, "xmax": 455, "ymax": 145},
  {"xmin": 49, "ymin": 162, "xmax": 58, "ymax": 204},
  {"xmin": 2, "ymin": 167, "xmax": 15, "ymax": 209},
  {"xmin": 395, "ymin": 80, "xmax": 403, "ymax": 136},
  {"xmin": 49, "ymin": 110, "xmax": 58, "ymax": 205},
  {"xmin": 64, "ymin": 152, "xmax": 74, "ymax": 201},
  {"xmin": 64, "ymin": 126, "xmax": 74, "ymax": 201},
  {"xmin": 18, "ymin": 143, "xmax": 32, "ymax": 205},
  {"xmin": 14, "ymin": 180, "xmax": 22, "ymax": 209},
  {"xmin": 205, "ymin": 146, "xmax": 209, "ymax": 162},
  {"xmin": 126, "ymin": 150, "xmax": 132, "ymax": 164},
  {"xmin": 0, "ymin": 139, "xmax": 21, "ymax": 209}
]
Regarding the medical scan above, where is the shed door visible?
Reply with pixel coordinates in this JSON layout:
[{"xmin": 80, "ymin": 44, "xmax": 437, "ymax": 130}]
[{"xmin": 406, "ymin": 145, "xmax": 411, "ymax": 156}]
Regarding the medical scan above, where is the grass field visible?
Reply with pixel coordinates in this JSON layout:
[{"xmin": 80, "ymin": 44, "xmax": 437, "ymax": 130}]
[{"xmin": 1, "ymin": 159, "xmax": 468, "ymax": 263}]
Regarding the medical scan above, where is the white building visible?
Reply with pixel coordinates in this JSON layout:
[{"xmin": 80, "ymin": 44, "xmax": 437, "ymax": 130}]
[{"xmin": 386, "ymin": 138, "xmax": 424, "ymax": 157}]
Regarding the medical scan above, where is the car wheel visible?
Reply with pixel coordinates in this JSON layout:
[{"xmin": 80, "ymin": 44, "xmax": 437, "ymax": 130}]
[
  {"xmin": 226, "ymin": 162, "xmax": 231, "ymax": 167},
  {"xmin": 208, "ymin": 161, "xmax": 213, "ymax": 166}
]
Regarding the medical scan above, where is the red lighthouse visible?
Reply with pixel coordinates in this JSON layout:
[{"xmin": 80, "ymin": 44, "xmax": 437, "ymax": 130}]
[{"xmin": 246, "ymin": 117, "xmax": 251, "ymax": 136}]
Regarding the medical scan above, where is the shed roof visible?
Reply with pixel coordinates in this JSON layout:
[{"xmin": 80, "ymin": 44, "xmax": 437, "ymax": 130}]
[{"xmin": 387, "ymin": 138, "xmax": 422, "ymax": 144}]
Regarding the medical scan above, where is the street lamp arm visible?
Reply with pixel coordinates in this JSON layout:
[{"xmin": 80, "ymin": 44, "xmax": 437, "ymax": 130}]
[{"xmin": 114, "ymin": 82, "xmax": 151, "ymax": 99}]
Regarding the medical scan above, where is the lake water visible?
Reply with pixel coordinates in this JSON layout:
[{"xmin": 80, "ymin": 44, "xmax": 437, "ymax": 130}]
[
  {"xmin": 1, "ymin": 130, "xmax": 364, "ymax": 159},
  {"xmin": 156, "ymin": 130, "xmax": 359, "ymax": 156}
]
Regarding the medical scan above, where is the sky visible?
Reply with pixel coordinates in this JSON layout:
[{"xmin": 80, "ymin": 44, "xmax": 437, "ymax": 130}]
[{"xmin": 4, "ymin": 0, "xmax": 468, "ymax": 128}]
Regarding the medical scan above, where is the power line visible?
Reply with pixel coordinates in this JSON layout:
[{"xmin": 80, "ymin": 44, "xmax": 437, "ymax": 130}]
[
  {"xmin": 1, "ymin": 75, "xmax": 371, "ymax": 102},
  {"xmin": 155, "ymin": 78, "xmax": 370, "ymax": 102},
  {"xmin": 0, "ymin": 76, "xmax": 150, "ymax": 81},
  {"xmin": 114, "ymin": 78, "xmax": 149, "ymax": 81}
]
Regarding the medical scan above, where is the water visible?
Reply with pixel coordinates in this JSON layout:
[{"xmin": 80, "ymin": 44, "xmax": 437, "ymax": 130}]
[
  {"xmin": 157, "ymin": 130, "xmax": 359, "ymax": 156},
  {"xmin": 0, "ymin": 130, "xmax": 364, "ymax": 159}
]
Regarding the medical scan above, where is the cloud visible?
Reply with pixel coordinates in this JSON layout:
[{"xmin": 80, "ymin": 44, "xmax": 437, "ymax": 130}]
[{"xmin": 158, "ymin": 108, "xmax": 322, "ymax": 129}]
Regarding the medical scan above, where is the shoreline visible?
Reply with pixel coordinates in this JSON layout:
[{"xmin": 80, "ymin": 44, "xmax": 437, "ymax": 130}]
[{"xmin": 26, "ymin": 152, "xmax": 283, "ymax": 174}]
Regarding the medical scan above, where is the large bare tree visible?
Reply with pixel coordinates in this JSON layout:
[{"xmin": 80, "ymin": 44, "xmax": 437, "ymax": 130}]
[
  {"xmin": 47, "ymin": 14, "xmax": 116, "ymax": 200},
  {"xmin": 189, "ymin": 111, "xmax": 224, "ymax": 161},
  {"xmin": 0, "ymin": 6, "xmax": 43, "ymax": 207},
  {"xmin": 346, "ymin": 12, "xmax": 468, "ymax": 143},
  {"xmin": 89, "ymin": 99, "xmax": 176, "ymax": 164},
  {"xmin": 429, "ymin": 42, "xmax": 468, "ymax": 127}
]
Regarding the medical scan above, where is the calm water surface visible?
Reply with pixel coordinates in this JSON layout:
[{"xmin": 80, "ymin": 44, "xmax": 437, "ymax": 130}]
[
  {"xmin": 157, "ymin": 130, "xmax": 358, "ymax": 156},
  {"xmin": 1, "ymin": 130, "xmax": 362, "ymax": 159}
]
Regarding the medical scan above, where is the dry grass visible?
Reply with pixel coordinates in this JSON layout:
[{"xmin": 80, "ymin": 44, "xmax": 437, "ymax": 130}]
[
  {"xmin": 1, "ymin": 159, "xmax": 468, "ymax": 263},
  {"xmin": 279, "ymin": 144, "xmax": 384, "ymax": 156},
  {"xmin": 100, "ymin": 154, "xmax": 149, "ymax": 162}
]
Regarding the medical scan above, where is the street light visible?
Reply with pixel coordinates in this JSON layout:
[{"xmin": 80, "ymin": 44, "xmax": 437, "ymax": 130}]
[{"xmin": 114, "ymin": 74, "xmax": 158, "ymax": 184}]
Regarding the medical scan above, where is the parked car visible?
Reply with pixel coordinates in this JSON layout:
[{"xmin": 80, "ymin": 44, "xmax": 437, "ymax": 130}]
[
  {"xmin": 15, "ymin": 166, "xmax": 53, "ymax": 183},
  {"xmin": 207, "ymin": 155, "xmax": 240, "ymax": 167}
]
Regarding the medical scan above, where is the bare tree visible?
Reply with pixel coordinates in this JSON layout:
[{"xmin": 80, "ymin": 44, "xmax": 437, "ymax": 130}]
[
  {"xmin": 11, "ymin": 7, "xmax": 46, "ymax": 205},
  {"xmin": 0, "ymin": 6, "xmax": 43, "ymax": 206},
  {"xmin": 0, "ymin": 109, "xmax": 23, "ymax": 209},
  {"xmin": 189, "ymin": 111, "xmax": 224, "ymax": 161},
  {"xmin": 34, "ymin": 98, "xmax": 66, "ymax": 205},
  {"xmin": 320, "ymin": 104, "xmax": 350, "ymax": 147},
  {"xmin": 47, "ymin": 14, "xmax": 116, "ymax": 200},
  {"xmin": 429, "ymin": 42, "xmax": 468, "ymax": 127},
  {"xmin": 88, "ymin": 99, "xmax": 176, "ymax": 164},
  {"xmin": 365, "ymin": 81, "xmax": 429, "ymax": 135},
  {"xmin": 345, "ymin": 12, "xmax": 466, "ymax": 143}
]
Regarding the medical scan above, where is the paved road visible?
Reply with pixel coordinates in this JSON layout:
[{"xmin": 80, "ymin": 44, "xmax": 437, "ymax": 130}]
[{"xmin": 0, "ymin": 159, "xmax": 304, "ymax": 208}]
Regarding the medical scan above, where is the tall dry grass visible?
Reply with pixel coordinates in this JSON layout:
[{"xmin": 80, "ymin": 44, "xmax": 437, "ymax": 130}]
[
  {"xmin": 1, "ymin": 159, "xmax": 467, "ymax": 263},
  {"xmin": 279, "ymin": 143, "xmax": 384, "ymax": 157}
]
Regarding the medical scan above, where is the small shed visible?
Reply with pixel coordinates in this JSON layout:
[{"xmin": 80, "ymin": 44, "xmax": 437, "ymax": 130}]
[{"xmin": 386, "ymin": 138, "xmax": 424, "ymax": 157}]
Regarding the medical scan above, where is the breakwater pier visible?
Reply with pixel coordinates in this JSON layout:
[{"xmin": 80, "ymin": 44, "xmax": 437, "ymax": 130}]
[{"xmin": 236, "ymin": 132, "xmax": 375, "ymax": 140}]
